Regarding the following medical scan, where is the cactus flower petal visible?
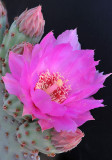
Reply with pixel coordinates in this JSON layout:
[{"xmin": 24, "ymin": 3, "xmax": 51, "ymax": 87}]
[
  {"xmin": 73, "ymin": 111, "xmax": 94, "ymax": 126},
  {"xmin": 9, "ymin": 52, "xmax": 24, "ymax": 80},
  {"xmin": 3, "ymin": 29, "xmax": 109, "ymax": 132},
  {"xmin": 31, "ymin": 89, "xmax": 66, "ymax": 116},
  {"xmin": 65, "ymin": 98, "xmax": 104, "ymax": 115},
  {"xmin": 2, "ymin": 73, "xmax": 21, "ymax": 97},
  {"xmin": 56, "ymin": 29, "xmax": 81, "ymax": 50}
]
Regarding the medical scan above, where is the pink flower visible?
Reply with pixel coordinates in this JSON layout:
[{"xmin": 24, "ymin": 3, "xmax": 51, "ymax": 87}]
[{"xmin": 3, "ymin": 29, "xmax": 109, "ymax": 132}]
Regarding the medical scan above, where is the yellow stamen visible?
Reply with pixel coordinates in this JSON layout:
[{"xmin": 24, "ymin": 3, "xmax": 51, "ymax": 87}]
[{"xmin": 57, "ymin": 79, "xmax": 63, "ymax": 87}]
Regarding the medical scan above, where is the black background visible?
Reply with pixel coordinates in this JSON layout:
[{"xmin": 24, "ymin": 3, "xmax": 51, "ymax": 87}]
[{"xmin": 3, "ymin": 0, "xmax": 112, "ymax": 160}]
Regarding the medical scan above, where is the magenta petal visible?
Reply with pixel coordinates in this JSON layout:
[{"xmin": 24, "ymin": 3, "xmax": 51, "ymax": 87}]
[
  {"xmin": 31, "ymin": 89, "xmax": 52, "ymax": 113},
  {"xmin": 62, "ymin": 50, "xmax": 96, "ymax": 94},
  {"xmin": 52, "ymin": 116, "xmax": 78, "ymax": 132},
  {"xmin": 20, "ymin": 63, "xmax": 31, "ymax": 90},
  {"xmin": 2, "ymin": 73, "xmax": 21, "ymax": 97},
  {"xmin": 30, "ymin": 43, "xmax": 46, "ymax": 73},
  {"xmin": 30, "ymin": 70, "xmax": 39, "ymax": 90},
  {"xmin": 44, "ymin": 43, "xmax": 73, "ymax": 73},
  {"xmin": 31, "ymin": 89, "xmax": 66, "ymax": 116},
  {"xmin": 30, "ymin": 47, "xmax": 44, "ymax": 73},
  {"xmin": 65, "ymin": 98, "xmax": 104, "ymax": 115},
  {"xmin": 31, "ymin": 32, "xmax": 55, "ymax": 61},
  {"xmin": 30, "ymin": 32, "xmax": 56, "ymax": 73},
  {"xmin": 33, "ymin": 108, "xmax": 49, "ymax": 119},
  {"xmin": 38, "ymin": 119, "xmax": 53, "ymax": 131},
  {"xmin": 30, "ymin": 44, "xmax": 47, "ymax": 74},
  {"xmin": 20, "ymin": 89, "xmax": 36, "ymax": 117},
  {"xmin": 22, "ymin": 105, "xmax": 31, "ymax": 116},
  {"xmin": 40, "ymin": 31, "xmax": 56, "ymax": 49},
  {"xmin": 74, "ymin": 111, "xmax": 94, "ymax": 127},
  {"xmin": 31, "ymin": 39, "xmax": 54, "ymax": 74},
  {"xmin": 67, "ymin": 72, "xmax": 108, "ymax": 101},
  {"xmin": 31, "ymin": 34, "xmax": 56, "ymax": 74},
  {"xmin": 56, "ymin": 29, "xmax": 81, "ymax": 50},
  {"xmin": 9, "ymin": 51, "xmax": 24, "ymax": 80},
  {"xmin": 31, "ymin": 44, "xmax": 40, "ymax": 58},
  {"xmin": 39, "ymin": 116, "xmax": 78, "ymax": 132},
  {"xmin": 59, "ymin": 50, "xmax": 108, "ymax": 99}
]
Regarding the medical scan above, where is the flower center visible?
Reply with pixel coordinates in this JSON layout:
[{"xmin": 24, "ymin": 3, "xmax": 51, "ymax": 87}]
[{"xmin": 35, "ymin": 71, "xmax": 70, "ymax": 103}]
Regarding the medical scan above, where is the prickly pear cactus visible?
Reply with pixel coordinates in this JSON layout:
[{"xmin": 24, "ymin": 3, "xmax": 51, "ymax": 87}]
[
  {"xmin": 0, "ymin": 1, "xmax": 84, "ymax": 160},
  {"xmin": 16, "ymin": 120, "xmax": 84, "ymax": 157},
  {"xmin": 2, "ymin": 93, "xmax": 32, "ymax": 122},
  {"xmin": 16, "ymin": 121, "xmax": 58, "ymax": 155},
  {"xmin": 2, "ymin": 94, "xmax": 23, "ymax": 120},
  {"xmin": 0, "ymin": 79, "xmax": 39, "ymax": 160},
  {"xmin": 0, "ymin": 1, "xmax": 46, "ymax": 159}
]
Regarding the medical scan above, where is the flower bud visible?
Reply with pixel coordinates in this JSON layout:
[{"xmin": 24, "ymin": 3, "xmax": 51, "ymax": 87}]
[
  {"xmin": 11, "ymin": 42, "xmax": 33, "ymax": 55},
  {"xmin": 51, "ymin": 128, "xmax": 84, "ymax": 153},
  {"xmin": 0, "ymin": 1, "xmax": 7, "ymax": 17},
  {"xmin": 16, "ymin": 6, "xmax": 45, "ymax": 38},
  {"xmin": 0, "ymin": 1, "xmax": 8, "ymax": 44}
]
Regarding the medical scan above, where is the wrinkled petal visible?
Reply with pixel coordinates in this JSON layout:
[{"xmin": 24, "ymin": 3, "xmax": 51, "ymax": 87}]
[
  {"xmin": 20, "ymin": 63, "xmax": 31, "ymax": 90},
  {"xmin": 74, "ymin": 111, "xmax": 94, "ymax": 126},
  {"xmin": 30, "ymin": 44, "xmax": 42, "ymax": 73},
  {"xmin": 9, "ymin": 51, "xmax": 24, "ymax": 80},
  {"xmin": 33, "ymin": 108, "xmax": 49, "ymax": 119},
  {"xmin": 2, "ymin": 73, "xmax": 21, "ymax": 97},
  {"xmin": 40, "ymin": 31, "xmax": 56, "ymax": 50},
  {"xmin": 63, "ymin": 50, "xmax": 96, "ymax": 94},
  {"xmin": 52, "ymin": 116, "xmax": 78, "ymax": 132},
  {"xmin": 67, "ymin": 72, "xmax": 109, "ymax": 101},
  {"xmin": 65, "ymin": 98, "xmax": 104, "ymax": 115},
  {"xmin": 38, "ymin": 119, "xmax": 53, "ymax": 131},
  {"xmin": 22, "ymin": 105, "xmax": 30, "ymax": 116},
  {"xmin": 30, "ymin": 32, "xmax": 56, "ymax": 73},
  {"xmin": 39, "ymin": 43, "xmax": 73, "ymax": 74},
  {"xmin": 39, "ymin": 116, "xmax": 78, "ymax": 132},
  {"xmin": 56, "ymin": 29, "xmax": 81, "ymax": 50},
  {"xmin": 31, "ymin": 89, "xmax": 66, "ymax": 116}
]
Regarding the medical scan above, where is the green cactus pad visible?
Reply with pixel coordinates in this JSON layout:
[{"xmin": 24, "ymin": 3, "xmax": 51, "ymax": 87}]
[
  {"xmin": 17, "ymin": 121, "xmax": 60, "ymax": 155},
  {"xmin": 0, "ymin": 79, "xmax": 40, "ymax": 160},
  {"xmin": 2, "ymin": 94, "xmax": 23, "ymax": 120},
  {"xmin": 0, "ymin": 14, "xmax": 8, "ymax": 45},
  {"xmin": 2, "ymin": 93, "xmax": 33, "ymax": 122}
]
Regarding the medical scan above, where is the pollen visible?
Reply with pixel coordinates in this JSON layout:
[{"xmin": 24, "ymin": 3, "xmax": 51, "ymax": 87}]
[
  {"xmin": 35, "ymin": 71, "xmax": 70, "ymax": 103},
  {"xmin": 57, "ymin": 79, "xmax": 63, "ymax": 87}
]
